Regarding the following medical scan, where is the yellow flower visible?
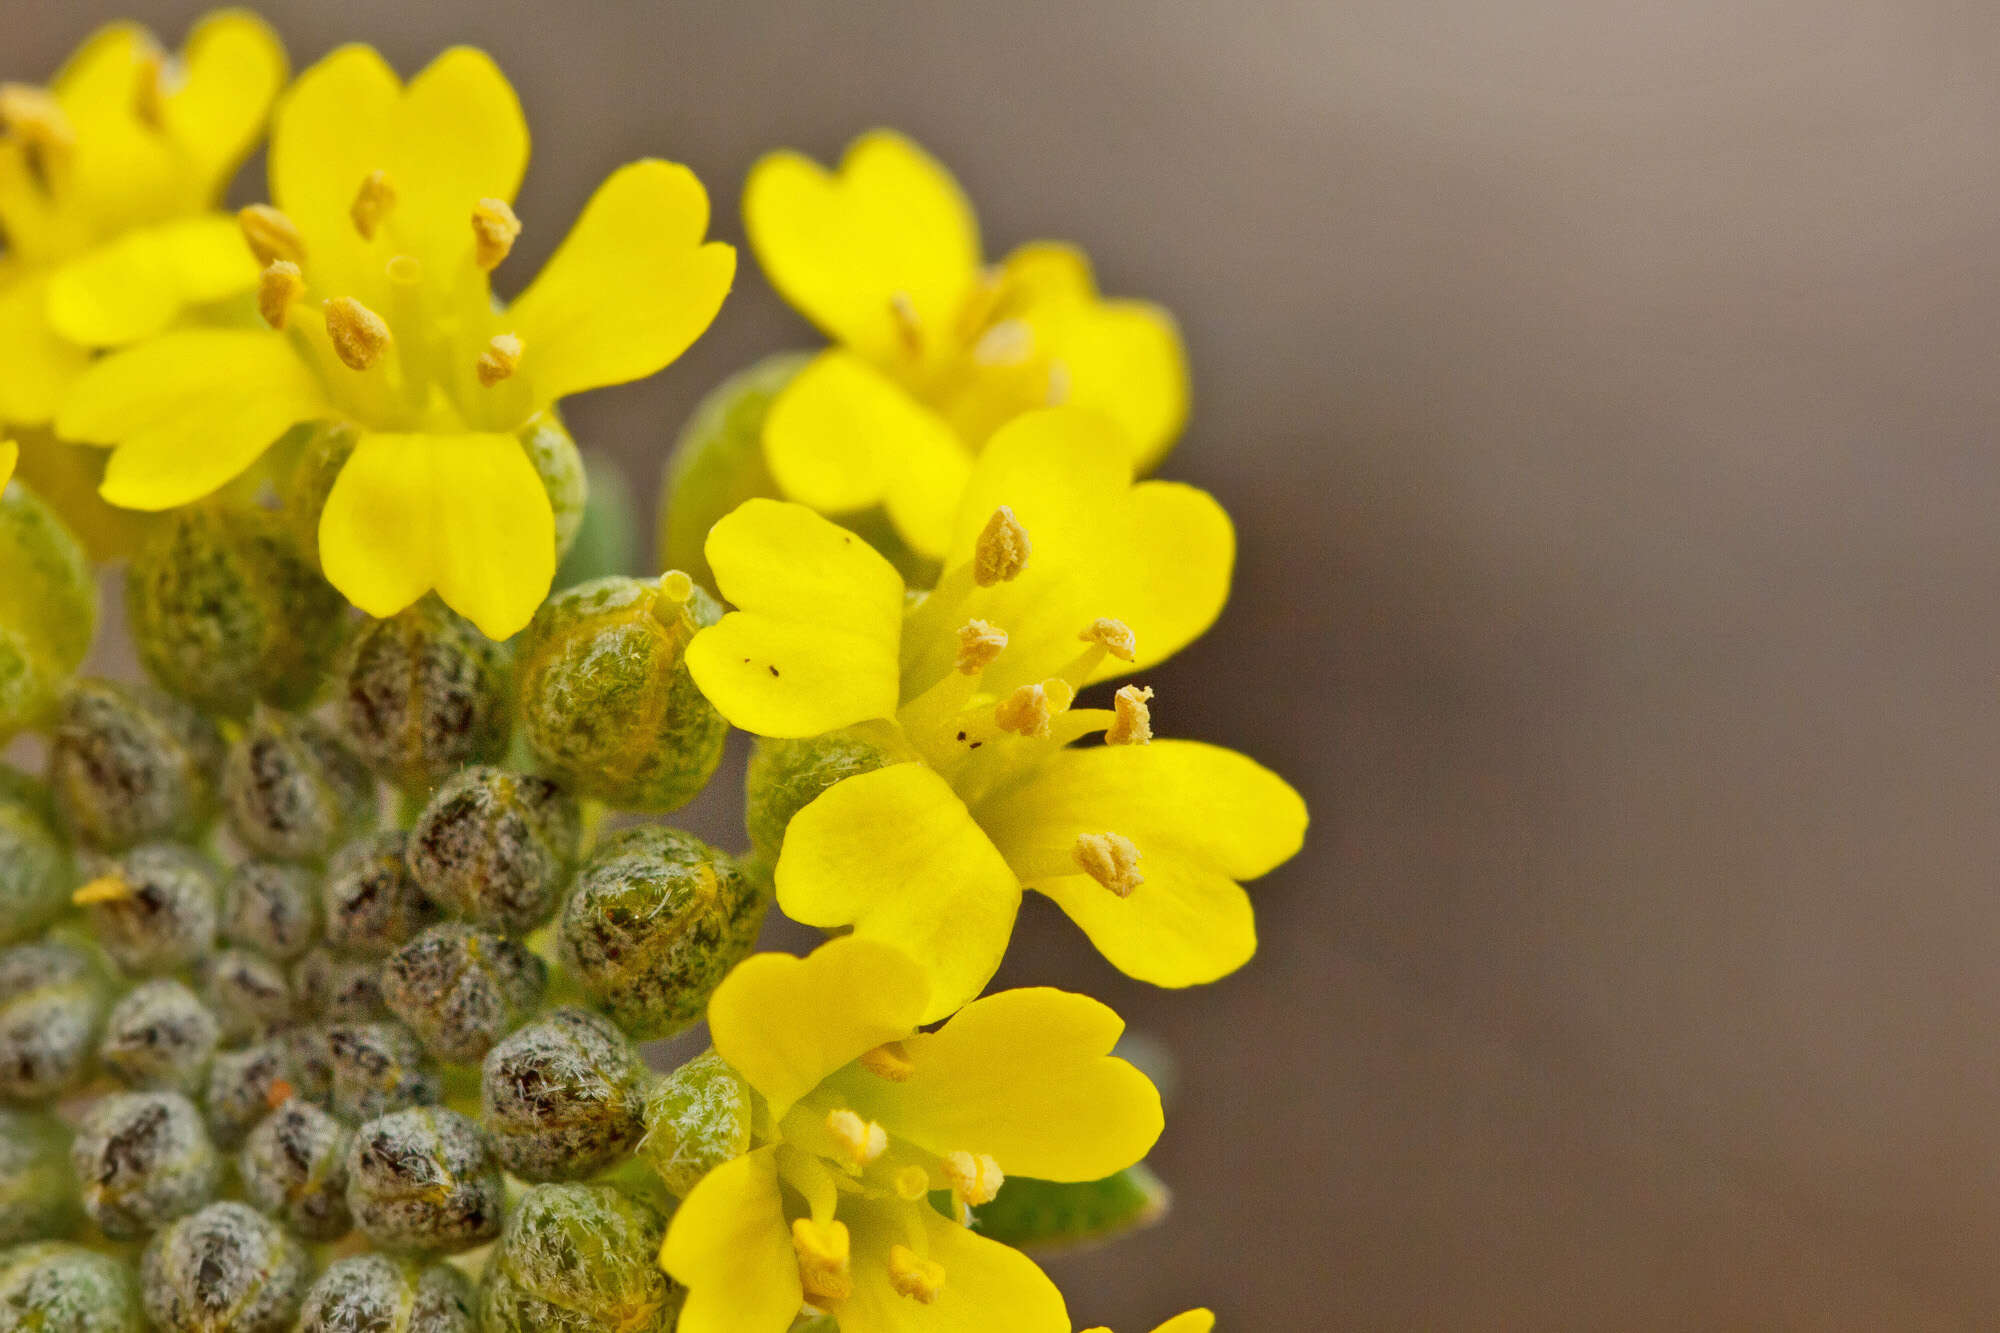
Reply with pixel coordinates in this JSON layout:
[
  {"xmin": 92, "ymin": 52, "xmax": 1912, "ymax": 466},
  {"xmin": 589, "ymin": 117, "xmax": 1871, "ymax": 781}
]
[
  {"xmin": 742, "ymin": 129, "xmax": 1188, "ymax": 561},
  {"xmin": 56, "ymin": 45, "xmax": 735, "ymax": 637},
  {"xmin": 661, "ymin": 935, "xmax": 1163, "ymax": 1333},
  {"xmin": 685, "ymin": 407, "xmax": 1306, "ymax": 1019}
]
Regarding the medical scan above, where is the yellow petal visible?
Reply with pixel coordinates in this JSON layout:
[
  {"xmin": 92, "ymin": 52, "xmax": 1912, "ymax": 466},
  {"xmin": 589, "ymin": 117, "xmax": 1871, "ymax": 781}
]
[
  {"xmin": 318, "ymin": 431, "xmax": 554, "ymax": 638},
  {"xmin": 56, "ymin": 329, "xmax": 328, "ymax": 509},
  {"xmin": 744, "ymin": 130, "xmax": 981, "ymax": 364},
  {"xmin": 510, "ymin": 159, "xmax": 735, "ymax": 402},
  {"xmin": 0, "ymin": 273, "xmax": 88, "ymax": 425},
  {"xmin": 1153, "ymin": 1313, "xmax": 1218, "ymax": 1333},
  {"xmin": 45, "ymin": 215, "xmax": 256, "ymax": 346},
  {"xmin": 776, "ymin": 763, "xmax": 1021, "ymax": 1023},
  {"xmin": 1036, "ymin": 298, "xmax": 1188, "ymax": 474},
  {"xmin": 390, "ymin": 47, "xmax": 529, "ymax": 274},
  {"xmin": 52, "ymin": 24, "xmax": 194, "ymax": 231},
  {"xmin": 837, "ymin": 1194, "xmax": 1069, "ymax": 1333},
  {"xmin": 834, "ymin": 987, "xmax": 1162, "ymax": 1182},
  {"xmin": 52, "ymin": 21, "xmax": 150, "ymax": 134},
  {"xmin": 660, "ymin": 1145, "xmax": 804, "ymax": 1333},
  {"xmin": 708, "ymin": 937, "xmax": 930, "ymax": 1119},
  {"xmin": 0, "ymin": 441, "xmax": 15, "ymax": 491},
  {"xmin": 161, "ymin": 10, "xmax": 289, "ymax": 196},
  {"xmin": 269, "ymin": 44, "xmax": 401, "ymax": 284},
  {"xmin": 763, "ymin": 349, "xmax": 971, "ymax": 558},
  {"xmin": 685, "ymin": 499, "xmax": 904, "ymax": 737}
]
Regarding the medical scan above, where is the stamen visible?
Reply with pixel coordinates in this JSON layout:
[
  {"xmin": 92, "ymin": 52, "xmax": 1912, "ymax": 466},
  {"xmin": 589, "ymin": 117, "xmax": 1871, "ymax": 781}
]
[
  {"xmin": 791, "ymin": 1218, "xmax": 853, "ymax": 1305},
  {"xmin": 471, "ymin": 197, "xmax": 521, "ymax": 270},
  {"xmin": 323, "ymin": 297, "xmax": 392, "ymax": 371},
  {"xmin": 889, "ymin": 290, "xmax": 923, "ymax": 356},
  {"xmin": 891, "ymin": 1166, "xmax": 931, "ymax": 1201},
  {"xmin": 973, "ymin": 506, "xmax": 1031, "ymax": 586},
  {"xmin": 825, "ymin": 1109, "xmax": 887, "ymax": 1167},
  {"xmin": 134, "ymin": 50, "xmax": 167, "ymax": 129},
  {"xmin": 1106, "ymin": 684, "xmax": 1154, "ymax": 746},
  {"xmin": 994, "ymin": 679, "xmax": 1074, "ymax": 739},
  {"xmin": 238, "ymin": 205, "xmax": 305, "ymax": 267},
  {"xmin": 1078, "ymin": 617, "xmax": 1137, "ymax": 662},
  {"xmin": 941, "ymin": 1151, "xmax": 1004, "ymax": 1206},
  {"xmin": 475, "ymin": 333, "xmax": 523, "ymax": 386},
  {"xmin": 72, "ymin": 875, "xmax": 131, "ymax": 906},
  {"xmin": 955, "ymin": 620, "xmax": 1007, "ymax": 675},
  {"xmin": 256, "ymin": 260, "xmax": 304, "ymax": 330},
  {"xmin": 649, "ymin": 570, "xmax": 698, "ymax": 632},
  {"xmin": 1073, "ymin": 832, "xmax": 1143, "ymax": 898},
  {"xmin": 350, "ymin": 169, "xmax": 397, "ymax": 240},
  {"xmin": 888, "ymin": 1245, "xmax": 946, "ymax": 1304},
  {"xmin": 860, "ymin": 1040, "xmax": 915, "ymax": 1082},
  {"xmin": 972, "ymin": 317, "xmax": 1033, "ymax": 366}
]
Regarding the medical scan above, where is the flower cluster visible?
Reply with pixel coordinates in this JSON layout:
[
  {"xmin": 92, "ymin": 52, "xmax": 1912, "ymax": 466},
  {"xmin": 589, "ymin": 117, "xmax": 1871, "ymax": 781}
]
[{"xmin": 0, "ymin": 14, "xmax": 1302, "ymax": 1333}]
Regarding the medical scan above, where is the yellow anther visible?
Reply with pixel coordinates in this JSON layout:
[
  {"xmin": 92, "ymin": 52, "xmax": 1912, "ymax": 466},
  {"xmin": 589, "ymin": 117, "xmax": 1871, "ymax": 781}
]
[
  {"xmin": 256, "ymin": 260, "xmax": 304, "ymax": 330},
  {"xmin": 888, "ymin": 290, "xmax": 923, "ymax": 355},
  {"xmin": 475, "ymin": 333, "xmax": 523, "ymax": 386},
  {"xmin": 471, "ymin": 197, "xmax": 521, "ymax": 270},
  {"xmin": 1106, "ymin": 684, "xmax": 1154, "ymax": 746},
  {"xmin": 891, "ymin": 1165, "xmax": 930, "ymax": 1200},
  {"xmin": 955, "ymin": 619, "xmax": 1007, "ymax": 675},
  {"xmin": 972, "ymin": 317, "xmax": 1033, "ymax": 366},
  {"xmin": 973, "ymin": 506, "xmax": 1031, "ymax": 586},
  {"xmin": 324, "ymin": 297, "xmax": 391, "ymax": 371},
  {"xmin": 859, "ymin": 1040, "xmax": 915, "ymax": 1082},
  {"xmin": 350, "ymin": 169, "xmax": 397, "ymax": 240},
  {"xmin": 0, "ymin": 84, "xmax": 74, "ymax": 156},
  {"xmin": 825, "ymin": 1109, "xmax": 887, "ymax": 1167},
  {"xmin": 887, "ymin": 1245, "xmax": 946, "ymax": 1304},
  {"xmin": 134, "ymin": 50, "xmax": 167, "ymax": 128},
  {"xmin": 72, "ymin": 875, "xmax": 131, "ymax": 907},
  {"xmin": 941, "ymin": 1151, "xmax": 1004, "ymax": 1206},
  {"xmin": 1074, "ymin": 832, "xmax": 1143, "ymax": 898},
  {"xmin": 238, "ymin": 205, "xmax": 305, "ymax": 267},
  {"xmin": 791, "ymin": 1217, "xmax": 853, "ymax": 1305},
  {"xmin": 1079, "ymin": 617, "xmax": 1137, "ymax": 662},
  {"xmin": 994, "ymin": 679, "xmax": 1074, "ymax": 739}
]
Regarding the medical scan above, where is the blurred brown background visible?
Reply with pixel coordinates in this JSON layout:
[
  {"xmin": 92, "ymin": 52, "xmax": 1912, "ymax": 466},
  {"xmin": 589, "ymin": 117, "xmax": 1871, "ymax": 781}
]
[{"xmin": 16, "ymin": 0, "xmax": 2000, "ymax": 1326}]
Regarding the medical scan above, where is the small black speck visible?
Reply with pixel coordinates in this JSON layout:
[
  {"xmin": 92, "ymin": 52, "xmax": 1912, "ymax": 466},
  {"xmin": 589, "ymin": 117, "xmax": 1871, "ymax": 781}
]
[
  {"xmin": 842, "ymin": 536, "xmax": 852, "ymax": 544},
  {"xmin": 768, "ymin": 665, "xmax": 780, "ymax": 677},
  {"xmin": 956, "ymin": 731, "xmax": 967, "ymax": 741},
  {"xmin": 969, "ymin": 741, "xmax": 984, "ymax": 749},
  {"xmin": 742, "ymin": 657, "xmax": 750, "ymax": 664}
]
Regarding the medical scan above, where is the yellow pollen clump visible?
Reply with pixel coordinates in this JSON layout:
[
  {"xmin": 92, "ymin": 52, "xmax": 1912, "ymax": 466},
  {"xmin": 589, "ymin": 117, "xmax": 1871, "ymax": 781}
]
[
  {"xmin": 1074, "ymin": 832, "xmax": 1143, "ymax": 898},
  {"xmin": 1079, "ymin": 617, "xmax": 1138, "ymax": 661},
  {"xmin": 859, "ymin": 1040, "xmax": 915, "ymax": 1082},
  {"xmin": 133, "ymin": 51, "xmax": 167, "ymax": 129},
  {"xmin": 471, "ymin": 197, "xmax": 522, "ymax": 270},
  {"xmin": 256, "ymin": 260, "xmax": 304, "ymax": 330},
  {"xmin": 1107, "ymin": 684, "xmax": 1154, "ymax": 746},
  {"xmin": 791, "ymin": 1218, "xmax": 853, "ymax": 1305},
  {"xmin": 825, "ymin": 1109, "xmax": 887, "ymax": 1167},
  {"xmin": 476, "ymin": 332, "xmax": 523, "ymax": 386},
  {"xmin": 324, "ymin": 297, "xmax": 392, "ymax": 371},
  {"xmin": 994, "ymin": 679, "xmax": 1074, "ymax": 739},
  {"xmin": 350, "ymin": 169, "xmax": 397, "ymax": 240},
  {"xmin": 973, "ymin": 505, "xmax": 1031, "ymax": 586},
  {"xmin": 941, "ymin": 1151, "xmax": 1004, "ymax": 1206},
  {"xmin": 955, "ymin": 619, "xmax": 1007, "ymax": 675},
  {"xmin": 0, "ymin": 84, "xmax": 74, "ymax": 157},
  {"xmin": 891, "ymin": 1165, "xmax": 930, "ymax": 1200},
  {"xmin": 887, "ymin": 1245, "xmax": 947, "ymax": 1304},
  {"xmin": 72, "ymin": 875, "xmax": 131, "ymax": 906},
  {"xmin": 238, "ymin": 204, "xmax": 305, "ymax": 267}
]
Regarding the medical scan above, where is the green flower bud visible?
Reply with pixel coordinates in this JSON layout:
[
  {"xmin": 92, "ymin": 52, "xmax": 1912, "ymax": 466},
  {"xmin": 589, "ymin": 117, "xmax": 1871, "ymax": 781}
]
[
  {"xmin": 47, "ymin": 680, "xmax": 222, "ymax": 852},
  {"xmin": 327, "ymin": 1021, "xmax": 440, "ymax": 1123},
  {"xmin": 0, "ymin": 473, "xmax": 96, "ymax": 741},
  {"xmin": 335, "ymin": 599, "xmax": 513, "ymax": 794},
  {"xmin": 407, "ymin": 767, "xmax": 578, "ymax": 935},
  {"xmin": 125, "ymin": 502, "xmax": 347, "ymax": 717},
  {"xmin": 0, "ymin": 773, "xmax": 71, "ymax": 947},
  {"xmin": 223, "ymin": 709, "xmax": 375, "ymax": 864},
  {"xmin": 557, "ymin": 827, "xmax": 765, "ymax": 1040},
  {"xmin": 0, "ymin": 1108, "xmax": 80, "ymax": 1244},
  {"xmin": 382, "ymin": 923, "xmax": 547, "ymax": 1064},
  {"xmin": 73, "ymin": 844, "xmax": 220, "ymax": 976},
  {"xmin": 220, "ymin": 861, "xmax": 320, "ymax": 962},
  {"xmin": 140, "ymin": 1200, "xmax": 311, "ymax": 1333},
  {"xmin": 516, "ymin": 575, "xmax": 726, "ymax": 812},
  {"xmin": 299, "ymin": 1255, "xmax": 477, "ymax": 1333},
  {"xmin": 554, "ymin": 451, "xmax": 640, "ymax": 590},
  {"xmin": 99, "ymin": 978, "xmax": 219, "ymax": 1095},
  {"xmin": 238, "ymin": 1098, "xmax": 352, "ymax": 1240},
  {"xmin": 71, "ymin": 1091, "xmax": 218, "ymax": 1239},
  {"xmin": 478, "ymin": 1182, "xmax": 682, "ymax": 1333},
  {"xmin": 0, "ymin": 939, "xmax": 108, "ymax": 1103},
  {"xmin": 657, "ymin": 352, "xmax": 807, "ymax": 586},
  {"xmin": 204, "ymin": 1031, "xmax": 333, "ymax": 1150},
  {"xmin": 744, "ymin": 732, "xmax": 890, "ymax": 868},
  {"xmin": 480, "ymin": 1008, "xmax": 649, "ymax": 1182},
  {"xmin": 282, "ymin": 422, "xmax": 358, "ymax": 572},
  {"xmin": 637, "ymin": 1049, "xmax": 753, "ymax": 1197},
  {"xmin": 291, "ymin": 948, "xmax": 384, "ymax": 1023},
  {"xmin": 198, "ymin": 949, "xmax": 293, "ymax": 1044},
  {"xmin": 0, "ymin": 1242, "xmax": 144, "ymax": 1333},
  {"xmin": 322, "ymin": 832, "xmax": 437, "ymax": 957},
  {"xmin": 345, "ymin": 1107, "xmax": 504, "ymax": 1254},
  {"xmin": 523, "ymin": 411, "xmax": 588, "ymax": 562}
]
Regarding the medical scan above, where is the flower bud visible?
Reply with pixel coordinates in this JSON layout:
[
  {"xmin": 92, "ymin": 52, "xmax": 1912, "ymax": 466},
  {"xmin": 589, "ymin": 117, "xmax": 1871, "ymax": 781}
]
[
  {"xmin": 0, "ymin": 1109, "xmax": 81, "ymax": 1243},
  {"xmin": 47, "ymin": 680, "xmax": 222, "ymax": 851},
  {"xmin": 0, "ymin": 772, "xmax": 73, "ymax": 945},
  {"xmin": 479, "ymin": 1182, "xmax": 682, "ymax": 1333},
  {"xmin": 0, "ymin": 938, "xmax": 109, "ymax": 1101},
  {"xmin": 220, "ymin": 860, "xmax": 321, "ymax": 962},
  {"xmin": 99, "ymin": 978, "xmax": 220, "ymax": 1095},
  {"xmin": 322, "ymin": 831, "xmax": 437, "ymax": 956},
  {"xmin": 655, "ymin": 351, "xmax": 809, "ymax": 586},
  {"xmin": 300, "ymin": 1255, "xmax": 477, "ymax": 1333},
  {"xmin": 744, "ymin": 732, "xmax": 890, "ymax": 867},
  {"xmin": 198, "ymin": 948, "xmax": 294, "ymax": 1044},
  {"xmin": 77, "ymin": 843, "xmax": 221, "ymax": 975},
  {"xmin": 335, "ymin": 598, "xmax": 513, "ymax": 794},
  {"xmin": 407, "ymin": 767, "xmax": 578, "ymax": 934},
  {"xmin": 0, "ymin": 472, "xmax": 95, "ymax": 740},
  {"xmin": 0, "ymin": 1243, "xmax": 143, "ymax": 1331},
  {"xmin": 292, "ymin": 947, "xmax": 385, "ymax": 1023},
  {"xmin": 327, "ymin": 1020, "xmax": 440, "ymax": 1123},
  {"xmin": 345, "ymin": 1106, "xmax": 505, "ymax": 1254},
  {"xmin": 557, "ymin": 827, "xmax": 765, "ymax": 1040},
  {"xmin": 239, "ymin": 1098, "xmax": 353, "ymax": 1240},
  {"xmin": 638, "ymin": 1049, "xmax": 753, "ymax": 1197},
  {"xmin": 523, "ymin": 411, "xmax": 588, "ymax": 562},
  {"xmin": 71, "ymin": 1091, "xmax": 219, "ymax": 1239},
  {"xmin": 140, "ymin": 1201, "xmax": 311, "ymax": 1333},
  {"xmin": 205, "ymin": 1030, "xmax": 333, "ymax": 1149},
  {"xmin": 223, "ymin": 709, "xmax": 375, "ymax": 864},
  {"xmin": 382, "ymin": 923, "xmax": 547, "ymax": 1064},
  {"xmin": 480, "ymin": 1008, "xmax": 649, "ymax": 1181}
]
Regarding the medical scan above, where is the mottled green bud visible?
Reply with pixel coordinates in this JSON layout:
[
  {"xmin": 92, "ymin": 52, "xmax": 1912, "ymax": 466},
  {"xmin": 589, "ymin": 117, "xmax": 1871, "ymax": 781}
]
[
  {"xmin": 0, "ymin": 1108, "xmax": 80, "ymax": 1243},
  {"xmin": 407, "ymin": 767, "xmax": 578, "ymax": 935},
  {"xmin": 282, "ymin": 423, "xmax": 358, "ymax": 571},
  {"xmin": 345, "ymin": 1107, "xmax": 504, "ymax": 1253},
  {"xmin": 322, "ymin": 832, "xmax": 436, "ymax": 957},
  {"xmin": 0, "ymin": 939, "xmax": 108, "ymax": 1102},
  {"xmin": 220, "ymin": 861, "xmax": 320, "ymax": 962},
  {"xmin": 99, "ymin": 979, "xmax": 219, "ymax": 1095},
  {"xmin": 0, "ymin": 1242, "xmax": 143, "ymax": 1333},
  {"xmin": 223, "ymin": 710, "xmax": 375, "ymax": 864},
  {"xmin": 657, "ymin": 352, "xmax": 806, "ymax": 586},
  {"xmin": 0, "ymin": 776, "xmax": 71, "ymax": 947},
  {"xmin": 71, "ymin": 1091, "xmax": 218, "ymax": 1239},
  {"xmin": 479, "ymin": 1182, "xmax": 682, "ymax": 1333},
  {"xmin": 480, "ymin": 1007, "xmax": 649, "ymax": 1181},
  {"xmin": 557, "ymin": 827, "xmax": 765, "ymax": 1040},
  {"xmin": 523, "ymin": 411, "xmax": 588, "ymax": 562},
  {"xmin": 327, "ymin": 1021, "xmax": 440, "ymax": 1123},
  {"xmin": 637, "ymin": 1049, "xmax": 753, "ymax": 1197},
  {"xmin": 299, "ymin": 1255, "xmax": 477, "ymax": 1333},
  {"xmin": 0, "ymin": 474, "xmax": 96, "ymax": 740},
  {"xmin": 125, "ymin": 503, "xmax": 346, "ymax": 717},
  {"xmin": 74, "ymin": 844, "xmax": 220, "ymax": 976},
  {"xmin": 382, "ymin": 923, "xmax": 547, "ymax": 1064},
  {"xmin": 517, "ymin": 575, "xmax": 726, "ymax": 812},
  {"xmin": 198, "ymin": 949, "xmax": 293, "ymax": 1044},
  {"xmin": 47, "ymin": 680, "xmax": 222, "ymax": 851},
  {"xmin": 204, "ymin": 1031, "xmax": 333, "ymax": 1150},
  {"xmin": 239, "ymin": 1097, "xmax": 352, "ymax": 1240},
  {"xmin": 292, "ymin": 948, "xmax": 384, "ymax": 1023},
  {"xmin": 140, "ymin": 1200, "xmax": 311, "ymax": 1333},
  {"xmin": 335, "ymin": 599, "xmax": 513, "ymax": 794},
  {"xmin": 744, "ymin": 732, "xmax": 890, "ymax": 868}
]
